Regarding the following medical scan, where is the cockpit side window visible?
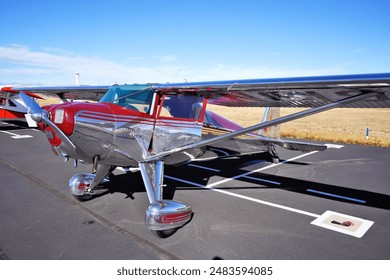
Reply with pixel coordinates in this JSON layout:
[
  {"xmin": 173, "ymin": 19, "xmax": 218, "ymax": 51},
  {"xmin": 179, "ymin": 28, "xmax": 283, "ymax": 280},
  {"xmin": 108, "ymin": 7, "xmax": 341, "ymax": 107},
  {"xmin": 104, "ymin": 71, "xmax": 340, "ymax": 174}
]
[{"xmin": 8, "ymin": 99, "xmax": 17, "ymax": 107}]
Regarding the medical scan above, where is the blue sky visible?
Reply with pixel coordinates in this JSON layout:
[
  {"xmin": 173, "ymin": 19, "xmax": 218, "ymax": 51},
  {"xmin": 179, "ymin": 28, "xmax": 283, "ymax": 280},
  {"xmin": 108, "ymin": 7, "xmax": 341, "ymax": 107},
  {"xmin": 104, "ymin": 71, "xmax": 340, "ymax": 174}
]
[{"xmin": 1, "ymin": 0, "xmax": 389, "ymax": 85}]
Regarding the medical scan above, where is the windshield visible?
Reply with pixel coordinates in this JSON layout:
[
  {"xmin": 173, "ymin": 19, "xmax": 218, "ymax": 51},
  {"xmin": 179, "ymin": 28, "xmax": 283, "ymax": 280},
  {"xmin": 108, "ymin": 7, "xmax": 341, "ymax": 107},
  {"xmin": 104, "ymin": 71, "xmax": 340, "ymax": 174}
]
[{"xmin": 100, "ymin": 84, "xmax": 154, "ymax": 113}]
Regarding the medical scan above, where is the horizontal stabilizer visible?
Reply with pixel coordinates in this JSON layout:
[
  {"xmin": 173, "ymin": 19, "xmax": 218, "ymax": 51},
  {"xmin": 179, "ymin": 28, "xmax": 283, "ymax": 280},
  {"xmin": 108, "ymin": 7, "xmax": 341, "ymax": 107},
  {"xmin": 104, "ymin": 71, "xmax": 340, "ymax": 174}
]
[
  {"xmin": 275, "ymin": 140, "xmax": 327, "ymax": 152},
  {"xmin": 260, "ymin": 137, "xmax": 328, "ymax": 152}
]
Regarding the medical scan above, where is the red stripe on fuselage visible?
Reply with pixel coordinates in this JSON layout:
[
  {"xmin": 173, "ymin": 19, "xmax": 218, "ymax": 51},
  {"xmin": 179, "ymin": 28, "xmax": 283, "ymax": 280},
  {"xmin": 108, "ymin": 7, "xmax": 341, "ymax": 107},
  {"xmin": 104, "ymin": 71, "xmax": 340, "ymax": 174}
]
[
  {"xmin": 78, "ymin": 111, "xmax": 203, "ymax": 128},
  {"xmin": 78, "ymin": 112, "xmax": 155, "ymax": 126}
]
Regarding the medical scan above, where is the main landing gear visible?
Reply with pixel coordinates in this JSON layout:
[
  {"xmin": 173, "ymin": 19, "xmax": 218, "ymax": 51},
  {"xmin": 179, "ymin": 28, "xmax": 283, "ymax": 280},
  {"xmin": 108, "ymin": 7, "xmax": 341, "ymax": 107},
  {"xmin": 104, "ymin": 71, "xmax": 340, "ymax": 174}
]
[
  {"xmin": 140, "ymin": 161, "xmax": 192, "ymax": 238},
  {"xmin": 268, "ymin": 144, "xmax": 280, "ymax": 164}
]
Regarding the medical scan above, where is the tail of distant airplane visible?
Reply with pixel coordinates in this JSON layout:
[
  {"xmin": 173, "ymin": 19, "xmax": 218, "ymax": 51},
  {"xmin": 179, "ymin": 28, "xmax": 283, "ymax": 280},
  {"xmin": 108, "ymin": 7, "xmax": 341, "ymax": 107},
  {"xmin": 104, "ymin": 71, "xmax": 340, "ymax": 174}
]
[
  {"xmin": 259, "ymin": 107, "xmax": 281, "ymax": 139},
  {"xmin": 1, "ymin": 86, "xmax": 44, "ymax": 121}
]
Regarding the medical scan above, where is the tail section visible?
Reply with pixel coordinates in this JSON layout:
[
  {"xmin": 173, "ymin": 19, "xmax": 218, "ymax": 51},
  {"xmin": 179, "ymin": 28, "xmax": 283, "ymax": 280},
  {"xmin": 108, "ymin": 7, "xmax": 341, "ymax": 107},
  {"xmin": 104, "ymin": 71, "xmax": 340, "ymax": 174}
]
[{"xmin": 203, "ymin": 107, "xmax": 327, "ymax": 164}]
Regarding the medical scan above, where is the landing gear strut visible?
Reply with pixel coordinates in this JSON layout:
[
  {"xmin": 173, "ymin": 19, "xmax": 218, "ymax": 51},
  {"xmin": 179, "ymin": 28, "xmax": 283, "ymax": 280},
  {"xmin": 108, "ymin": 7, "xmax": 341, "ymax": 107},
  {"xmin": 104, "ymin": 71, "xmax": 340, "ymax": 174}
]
[
  {"xmin": 268, "ymin": 145, "xmax": 280, "ymax": 164},
  {"xmin": 140, "ymin": 161, "xmax": 192, "ymax": 238}
]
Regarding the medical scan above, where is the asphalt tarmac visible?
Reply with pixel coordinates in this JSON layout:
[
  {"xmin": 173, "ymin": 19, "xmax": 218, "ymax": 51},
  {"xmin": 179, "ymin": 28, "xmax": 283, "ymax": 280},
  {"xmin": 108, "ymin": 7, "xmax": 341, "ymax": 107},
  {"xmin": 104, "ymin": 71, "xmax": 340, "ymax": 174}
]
[{"xmin": 1, "ymin": 121, "xmax": 389, "ymax": 260}]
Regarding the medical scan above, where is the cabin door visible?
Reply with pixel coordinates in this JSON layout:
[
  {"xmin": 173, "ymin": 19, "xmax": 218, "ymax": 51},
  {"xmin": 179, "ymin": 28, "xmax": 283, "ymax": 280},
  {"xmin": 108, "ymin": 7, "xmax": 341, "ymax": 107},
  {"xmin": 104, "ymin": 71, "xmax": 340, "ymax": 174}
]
[{"xmin": 152, "ymin": 94, "xmax": 207, "ymax": 155}]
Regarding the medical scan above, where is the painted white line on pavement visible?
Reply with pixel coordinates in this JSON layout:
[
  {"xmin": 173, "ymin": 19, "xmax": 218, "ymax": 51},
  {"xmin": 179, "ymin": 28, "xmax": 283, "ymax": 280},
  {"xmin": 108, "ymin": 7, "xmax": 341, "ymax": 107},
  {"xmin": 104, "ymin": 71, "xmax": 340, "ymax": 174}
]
[
  {"xmin": 242, "ymin": 175, "xmax": 281, "ymax": 185},
  {"xmin": 164, "ymin": 175, "xmax": 205, "ymax": 188},
  {"xmin": 0, "ymin": 130, "xmax": 32, "ymax": 139},
  {"xmin": 188, "ymin": 164, "xmax": 221, "ymax": 172},
  {"xmin": 212, "ymin": 188, "xmax": 320, "ymax": 218},
  {"xmin": 166, "ymin": 150, "xmax": 321, "ymax": 218},
  {"xmin": 205, "ymin": 151, "xmax": 319, "ymax": 189}
]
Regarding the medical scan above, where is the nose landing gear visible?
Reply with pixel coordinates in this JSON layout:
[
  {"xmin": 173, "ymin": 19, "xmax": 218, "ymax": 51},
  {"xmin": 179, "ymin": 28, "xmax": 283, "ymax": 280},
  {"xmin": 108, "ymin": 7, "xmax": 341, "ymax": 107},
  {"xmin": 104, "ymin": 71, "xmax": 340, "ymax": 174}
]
[{"xmin": 68, "ymin": 165, "xmax": 115, "ymax": 201}]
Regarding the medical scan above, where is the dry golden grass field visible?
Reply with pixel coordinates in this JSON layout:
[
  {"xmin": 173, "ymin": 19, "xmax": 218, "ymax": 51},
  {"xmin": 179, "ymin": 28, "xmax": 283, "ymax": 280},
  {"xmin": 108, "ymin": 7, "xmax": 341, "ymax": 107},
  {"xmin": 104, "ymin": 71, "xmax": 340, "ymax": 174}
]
[
  {"xmin": 38, "ymin": 96, "xmax": 390, "ymax": 147},
  {"xmin": 208, "ymin": 105, "xmax": 390, "ymax": 147}
]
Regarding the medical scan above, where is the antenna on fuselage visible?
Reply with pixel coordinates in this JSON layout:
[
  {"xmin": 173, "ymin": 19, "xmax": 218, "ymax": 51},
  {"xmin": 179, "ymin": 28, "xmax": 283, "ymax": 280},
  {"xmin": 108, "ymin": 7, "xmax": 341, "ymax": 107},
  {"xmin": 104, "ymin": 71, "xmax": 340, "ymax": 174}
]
[{"xmin": 172, "ymin": 67, "xmax": 182, "ymax": 82}]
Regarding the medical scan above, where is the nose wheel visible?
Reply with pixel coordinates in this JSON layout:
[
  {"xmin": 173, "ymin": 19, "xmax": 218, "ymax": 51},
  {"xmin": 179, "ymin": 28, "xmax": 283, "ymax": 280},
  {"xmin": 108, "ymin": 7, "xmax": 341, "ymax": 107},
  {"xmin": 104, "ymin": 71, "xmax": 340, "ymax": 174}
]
[
  {"xmin": 68, "ymin": 164, "xmax": 114, "ymax": 201},
  {"xmin": 68, "ymin": 173, "xmax": 110, "ymax": 201}
]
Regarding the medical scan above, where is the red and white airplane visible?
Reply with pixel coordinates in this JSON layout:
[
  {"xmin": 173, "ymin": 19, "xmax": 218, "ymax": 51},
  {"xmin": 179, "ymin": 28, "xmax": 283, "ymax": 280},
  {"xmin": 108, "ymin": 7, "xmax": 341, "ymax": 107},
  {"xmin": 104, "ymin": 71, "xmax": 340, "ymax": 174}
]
[
  {"xmin": 0, "ymin": 86, "xmax": 43, "ymax": 121},
  {"xmin": 2, "ymin": 73, "xmax": 390, "ymax": 238}
]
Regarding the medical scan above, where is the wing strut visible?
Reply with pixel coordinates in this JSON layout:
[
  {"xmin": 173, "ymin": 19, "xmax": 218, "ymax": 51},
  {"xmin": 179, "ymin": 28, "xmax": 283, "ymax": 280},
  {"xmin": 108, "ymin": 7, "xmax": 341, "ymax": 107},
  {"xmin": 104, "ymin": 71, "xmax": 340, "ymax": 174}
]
[{"xmin": 144, "ymin": 91, "xmax": 379, "ymax": 162}]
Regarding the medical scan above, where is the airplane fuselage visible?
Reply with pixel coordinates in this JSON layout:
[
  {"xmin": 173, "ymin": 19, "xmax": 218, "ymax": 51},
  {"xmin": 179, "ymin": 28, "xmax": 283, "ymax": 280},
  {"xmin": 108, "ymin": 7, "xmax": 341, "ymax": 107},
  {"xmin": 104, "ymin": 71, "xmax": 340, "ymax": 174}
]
[
  {"xmin": 38, "ymin": 82, "xmax": 205, "ymax": 165},
  {"xmin": 42, "ymin": 101, "xmax": 269, "ymax": 167}
]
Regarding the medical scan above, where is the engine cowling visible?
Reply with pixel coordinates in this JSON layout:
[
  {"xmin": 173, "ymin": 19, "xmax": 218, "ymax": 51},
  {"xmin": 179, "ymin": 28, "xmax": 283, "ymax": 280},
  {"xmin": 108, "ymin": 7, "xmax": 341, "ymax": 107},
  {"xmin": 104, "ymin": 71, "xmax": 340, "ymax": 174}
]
[{"xmin": 40, "ymin": 103, "xmax": 76, "ymax": 147}]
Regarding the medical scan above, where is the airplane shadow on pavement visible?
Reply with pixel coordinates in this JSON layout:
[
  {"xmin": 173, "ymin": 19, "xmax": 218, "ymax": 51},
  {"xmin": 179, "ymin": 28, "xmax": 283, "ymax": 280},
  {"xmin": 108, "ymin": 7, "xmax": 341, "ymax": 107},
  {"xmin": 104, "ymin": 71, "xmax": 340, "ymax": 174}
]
[{"xmin": 89, "ymin": 158, "xmax": 390, "ymax": 211}]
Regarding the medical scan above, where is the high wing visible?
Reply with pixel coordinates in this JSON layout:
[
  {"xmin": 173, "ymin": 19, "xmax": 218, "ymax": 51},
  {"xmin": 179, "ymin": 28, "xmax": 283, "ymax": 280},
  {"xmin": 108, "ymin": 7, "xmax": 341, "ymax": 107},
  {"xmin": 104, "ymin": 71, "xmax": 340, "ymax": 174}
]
[
  {"xmin": 144, "ymin": 72, "xmax": 390, "ymax": 161},
  {"xmin": 8, "ymin": 73, "xmax": 390, "ymax": 106},
  {"xmin": 154, "ymin": 72, "xmax": 390, "ymax": 108},
  {"xmin": 1, "ymin": 86, "xmax": 44, "ymax": 100},
  {"xmin": 5, "ymin": 85, "xmax": 111, "ymax": 102},
  {"xmin": 1, "ymin": 85, "xmax": 110, "ymax": 120},
  {"xmin": 8, "ymin": 73, "xmax": 390, "ymax": 161}
]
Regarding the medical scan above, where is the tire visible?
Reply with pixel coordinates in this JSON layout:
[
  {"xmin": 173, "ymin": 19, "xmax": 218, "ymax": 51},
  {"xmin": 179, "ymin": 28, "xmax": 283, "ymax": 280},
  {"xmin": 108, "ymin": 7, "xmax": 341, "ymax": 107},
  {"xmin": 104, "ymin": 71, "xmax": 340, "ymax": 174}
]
[
  {"xmin": 73, "ymin": 194, "xmax": 93, "ymax": 202},
  {"xmin": 151, "ymin": 228, "xmax": 178, "ymax": 239}
]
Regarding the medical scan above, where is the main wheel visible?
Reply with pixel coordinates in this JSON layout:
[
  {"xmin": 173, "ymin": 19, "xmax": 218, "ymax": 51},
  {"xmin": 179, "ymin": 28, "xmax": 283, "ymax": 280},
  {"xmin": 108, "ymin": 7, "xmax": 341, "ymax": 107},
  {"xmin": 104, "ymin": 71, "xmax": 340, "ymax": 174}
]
[
  {"xmin": 151, "ymin": 228, "xmax": 178, "ymax": 239},
  {"xmin": 272, "ymin": 156, "xmax": 280, "ymax": 164}
]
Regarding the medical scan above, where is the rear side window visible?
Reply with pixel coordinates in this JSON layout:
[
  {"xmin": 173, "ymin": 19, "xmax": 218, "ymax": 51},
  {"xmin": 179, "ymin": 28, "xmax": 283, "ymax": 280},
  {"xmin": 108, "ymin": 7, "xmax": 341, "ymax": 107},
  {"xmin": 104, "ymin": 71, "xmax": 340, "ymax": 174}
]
[{"xmin": 159, "ymin": 94, "xmax": 204, "ymax": 120}]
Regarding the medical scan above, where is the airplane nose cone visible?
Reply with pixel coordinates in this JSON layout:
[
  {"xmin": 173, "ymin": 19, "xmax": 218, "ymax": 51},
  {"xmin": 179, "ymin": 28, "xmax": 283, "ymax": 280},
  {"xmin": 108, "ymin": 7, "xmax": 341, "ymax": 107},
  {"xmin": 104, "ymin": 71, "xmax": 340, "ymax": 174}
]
[
  {"xmin": 30, "ymin": 111, "xmax": 45, "ymax": 122},
  {"xmin": 46, "ymin": 104, "xmax": 75, "ymax": 136}
]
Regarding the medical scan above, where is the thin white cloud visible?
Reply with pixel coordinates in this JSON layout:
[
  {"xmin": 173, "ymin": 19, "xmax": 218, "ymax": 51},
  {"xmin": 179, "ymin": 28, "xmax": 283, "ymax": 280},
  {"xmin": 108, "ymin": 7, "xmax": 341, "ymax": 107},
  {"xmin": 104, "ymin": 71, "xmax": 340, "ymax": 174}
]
[
  {"xmin": 127, "ymin": 56, "xmax": 143, "ymax": 61},
  {"xmin": 0, "ymin": 45, "xmax": 182, "ymax": 84},
  {"xmin": 151, "ymin": 55, "xmax": 178, "ymax": 62},
  {"xmin": 41, "ymin": 47, "xmax": 79, "ymax": 56},
  {"xmin": 159, "ymin": 55, "xmax": 178, "ymax": 62},
  {"xmin": 180, "ymin": 64, "xmax": 346, "ymax": 83},
  {"xmin": 0, "ymin": 44, "xmax": 348, "ymax": 85}
]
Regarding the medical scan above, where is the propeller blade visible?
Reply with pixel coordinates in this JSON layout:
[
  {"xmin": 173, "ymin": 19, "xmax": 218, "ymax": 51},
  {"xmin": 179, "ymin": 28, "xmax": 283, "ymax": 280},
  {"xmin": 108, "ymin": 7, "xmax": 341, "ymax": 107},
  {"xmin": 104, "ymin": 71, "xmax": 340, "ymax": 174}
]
[
  {"xmin": 19, "ymin": 91, "xmax": 76, "ymax": 152},
  {"xmin": 19, "ymin": 91, "xmax": 46, "ymax": 122},
  {"xmin": 42, "ymin": 116, "xmax": 76, "ymax": 151}
]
